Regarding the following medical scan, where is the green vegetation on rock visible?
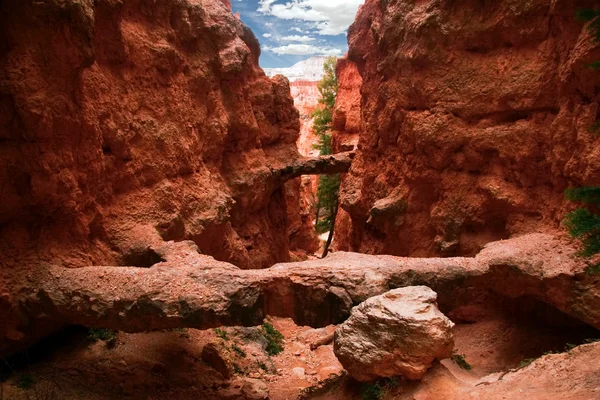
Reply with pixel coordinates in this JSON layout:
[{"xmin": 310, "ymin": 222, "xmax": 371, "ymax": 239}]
[
  {"xmin": 451, "ymin": 353, "xmax": 472, "ymax": 371},
  {"xmin": 360, "ymin": 378, "xmax": 399, "ymax": 400},
  {"xmin": 262, "ymin": 322, "xmax": 284, "ymax": 356},
  {"xmin": 213, "ymin": 328, "xmax": 229, "ymax": 341},
  {"xmin": 232, "ymin": 344, "xmax": 247, "ymax": 358},
  {"xmin": 88, "ymin": 328, "xmax": 117, "ymax": 348},
  {"xmin": 565, "ymin": 11, "xmax": 600, "ymax": 271}
]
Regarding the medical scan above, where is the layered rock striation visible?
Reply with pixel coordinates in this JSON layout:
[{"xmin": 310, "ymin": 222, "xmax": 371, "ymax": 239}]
[{"xmin": 336, "ymin": 0, "xmax": 600, "ymax": 257}]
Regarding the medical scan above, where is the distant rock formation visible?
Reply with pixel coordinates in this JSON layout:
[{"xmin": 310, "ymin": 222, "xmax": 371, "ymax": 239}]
[{"xmin": 264, "ymin": 56, "xmax": 328, "ymax": 82}]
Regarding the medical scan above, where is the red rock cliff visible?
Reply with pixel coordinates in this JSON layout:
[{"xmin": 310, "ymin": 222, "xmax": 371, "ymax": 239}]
[
  {"xmin": 332, "ymin": 56, "xmax": 361, "ymax": 154},
  {"xmin": 0, "ymin": 0, "xmax": 303, "ymax": 273},
  {"xmin": 331, "ymin": 56, "xmax": 362, "ymax": 251},
  {"xmin": 337, "ymin": 0, "xmax": 600, "ymax": 257}
]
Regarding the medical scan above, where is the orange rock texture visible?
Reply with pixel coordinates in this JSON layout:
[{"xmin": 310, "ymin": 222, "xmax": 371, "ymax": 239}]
[
  {"xmin": 331, "ymin": 57, "xmax": 361, "ymax": 155},
  {"xmin": 336, "ymin": 0, "xmax": 600, "ymax": 257},
  {"xmin": 331, "ymin": 56, "xmax": 362, "ymax": 252},
  {"xmin": 0, "ymin": 0, "xmax": 305, "ymax": 272}
]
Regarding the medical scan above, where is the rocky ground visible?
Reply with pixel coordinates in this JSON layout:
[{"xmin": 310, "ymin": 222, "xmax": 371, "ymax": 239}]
[
  {"xmin": 1, "ymin": 232, "xmax": 599, "ymax": 400},
  {"xmin": 1, "ymin": 311, "xmax": 598, "ymax": 399}
]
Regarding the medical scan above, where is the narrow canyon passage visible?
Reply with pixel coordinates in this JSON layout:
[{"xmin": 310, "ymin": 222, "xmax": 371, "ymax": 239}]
[{"xmin": 1, "ymin": 0, "xmax": 599, "ymax": 399}]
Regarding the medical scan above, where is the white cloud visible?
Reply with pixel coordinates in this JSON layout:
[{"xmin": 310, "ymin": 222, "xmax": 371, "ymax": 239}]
[
  {"xmin": 291, "ymin": 27, "xmax": 310, "ymax": 34},
  {"xmin": 258, "ymin": 0, "xmax": 277, "ymax": 13},
  {"xmin": 281, "ymin": 35, "xmax": 315, "ymax": 42},
  {"xmin": 263, "ymin": 33, "xmax": 273, "ymax": 38},
  {"xmin": 263, "ymin": 44, "xmax": 343, "ymax": 56},
  {"xmin": 258, "ymin": 0, "xmax": 364, "ymax": 36}
]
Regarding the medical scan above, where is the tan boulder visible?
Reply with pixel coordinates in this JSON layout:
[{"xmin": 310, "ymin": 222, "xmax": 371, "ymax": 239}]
[{"xmin": 334, "ymin": 286, "xmax": 454, "ymax": 381}]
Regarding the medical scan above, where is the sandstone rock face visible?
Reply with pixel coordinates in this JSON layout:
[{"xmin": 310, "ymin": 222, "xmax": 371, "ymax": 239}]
[
  {"xmin": 334, "ymin": 286, "xmax": 454, "ymax": 381},
  {"xmin": 336, "ymin": 0, "xmax": 600, "ymax": 257},
  {"xmin": 468, "ymin": 342, "xmax": 600, "ymax": 399},
  {"xmin": 285, "ymin": 178, "xmax": 319, "ymax": 256},
  {"xmin": 291, "ymin": 81, "xmax": 322, "ymax": 118},
  {"xmin": 331, "ymin": 57, "xmax": 361, "ymax": 155},
  {"xmin": 240, "ymin": 378, "xmax": 270, "ymax": 400},
  {"xmin": 219, "ymin": 0, "xmax": 232, "ymax": 11},
  {"xmin": 0, "ymin": 0, "xmax": 308, "ymax": 272},
  {"xmin": 331, "ymin": 56, "xmax": 363, "ymax": 252}
]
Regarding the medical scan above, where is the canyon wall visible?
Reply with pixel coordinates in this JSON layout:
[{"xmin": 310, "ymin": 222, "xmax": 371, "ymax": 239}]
[
  {"xmin": 331, "ymin": 56, "xmax": 362, "ymax": 251},
  {"xmin": 336, "ymin": 0, "xmax": 600, "ymax": 257},
  {"xmin": 331, "ymin": 57, "xmax": 361, "ymax": 155},
  {"xmin": 0, "ymin": 0, "xmax": 306, "ymax": 275}
]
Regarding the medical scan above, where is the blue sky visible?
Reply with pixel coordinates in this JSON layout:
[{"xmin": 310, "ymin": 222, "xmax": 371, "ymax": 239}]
[{"xmin": 231, "ymin": 0, "xmax": 364, "ymax": 68}]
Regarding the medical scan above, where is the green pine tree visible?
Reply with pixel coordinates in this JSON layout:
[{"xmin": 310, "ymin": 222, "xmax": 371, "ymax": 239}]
[
  {"xmin": 565, "ymin": 10, "xmax": 600, "ymax": 273},
  {"xmin": 312, "ymin": 56, "xmax": 340, "ymax": 257}
]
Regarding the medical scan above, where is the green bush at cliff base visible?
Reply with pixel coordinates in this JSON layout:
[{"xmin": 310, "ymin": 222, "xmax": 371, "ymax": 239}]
[
  {"xmin": 564, "ymin": 187, "xmax": 600, "ymax": 273},
  {"xmin": 565, "ymin": 10, "xmax": 600, "ymax": 271},
  {"xmin": 262, "ymin": 322, "xmax": 284, "ymax": 356},
  {"xmin": 360, "ymin": 378, "xmax": 400, "ymax": 400}
]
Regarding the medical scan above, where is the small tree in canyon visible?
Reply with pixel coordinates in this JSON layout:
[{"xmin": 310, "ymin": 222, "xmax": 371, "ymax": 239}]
[
  {"xmin": 313, "ymin": 56, "xmax": 340, "ymax": 257},
  {"xmin": 565, "ymin": 9, "xmax": 600, "ymax": 273}
]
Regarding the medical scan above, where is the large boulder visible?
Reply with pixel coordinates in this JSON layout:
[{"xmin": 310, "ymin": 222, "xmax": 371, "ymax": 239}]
[{"xmin": 333, "ymin": 286, "xmax": 454, "ymax": 381}]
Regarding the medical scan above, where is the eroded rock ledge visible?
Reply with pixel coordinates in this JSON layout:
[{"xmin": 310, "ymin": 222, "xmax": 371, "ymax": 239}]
[
  {"xmin": 272, "ymin": 152, "xmax": 355, "ymax": 182},
  {"xmin": 4, "ymin": 234, "xmax": 598, "ymax": 355}
]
